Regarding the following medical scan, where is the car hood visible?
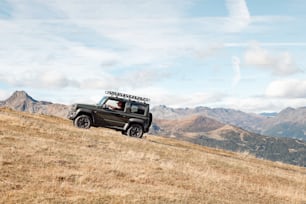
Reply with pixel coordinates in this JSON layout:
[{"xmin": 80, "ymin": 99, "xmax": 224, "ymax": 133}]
[{"xmin": 74, "ymin": 103, "xmax": 99, "ymax": 110}]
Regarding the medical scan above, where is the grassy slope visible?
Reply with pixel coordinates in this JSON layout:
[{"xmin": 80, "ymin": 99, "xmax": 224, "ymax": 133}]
[{"xmin": 0, "ymin": 108, "xmax": 305, "ymax": 204}]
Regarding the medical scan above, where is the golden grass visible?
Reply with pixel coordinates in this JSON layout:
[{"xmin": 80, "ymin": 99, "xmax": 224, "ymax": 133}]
[{"xmin": 0, "ymin": 107, "xmax": 305, "ymax": 203}]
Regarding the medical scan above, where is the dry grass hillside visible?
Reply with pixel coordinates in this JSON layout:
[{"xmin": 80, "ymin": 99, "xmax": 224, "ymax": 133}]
[{"xmin": 0, "ymin": 108, "xmax": 306, "ymax": 204}]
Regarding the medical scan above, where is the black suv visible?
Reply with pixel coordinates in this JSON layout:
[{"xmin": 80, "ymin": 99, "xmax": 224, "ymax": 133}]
[{"xmin": 67, "ymin": 91, "xmax": 152, "ymax": 138}]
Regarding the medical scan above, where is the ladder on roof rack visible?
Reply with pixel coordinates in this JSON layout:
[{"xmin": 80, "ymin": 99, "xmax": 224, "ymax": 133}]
[{"xmin": 105, "ymin": 91, "xmax": 150, "ymax": 103}]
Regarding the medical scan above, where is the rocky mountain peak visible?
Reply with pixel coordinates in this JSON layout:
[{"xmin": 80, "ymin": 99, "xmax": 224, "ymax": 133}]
[
  {"xmin": 7, "ymin": 90, "xmax": 37, "ymax": 103},
  {"xmin": 0, "ymin": 90, "xmax": 69, "ymax": 118},
  {"xmin": 278, "ymin": 107, "xmax": 295, "ymax": 116},
  {"xmin": 2, "ymin": 90, "xmax": 38, "ymax": 112}
]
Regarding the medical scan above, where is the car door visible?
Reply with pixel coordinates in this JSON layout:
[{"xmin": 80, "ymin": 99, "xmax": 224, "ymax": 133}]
[{"xmin": 95, "ymin": 98, "xmax": 128, "ymax": 129}]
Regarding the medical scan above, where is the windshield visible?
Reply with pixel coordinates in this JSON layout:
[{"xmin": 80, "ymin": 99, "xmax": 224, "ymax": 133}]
[{"xmin": 97, "ymin": 96, "xmax": 107, "ymax": 106}]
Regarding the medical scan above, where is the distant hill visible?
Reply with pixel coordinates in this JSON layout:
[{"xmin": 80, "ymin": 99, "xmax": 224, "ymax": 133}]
[
  {"xmin": 151, "ymin": 114, "xmax": 306, "ymax": 167},
  {"xmin": 260, "ymin": 107, "xmax": 306, "ymax": 140},
  {"xmin": 152, "ymin": 115, "xmax": 224, "ymax": 136},
  {"xmin": 151, "ymin": 105, "xmax": 266, "ymax": 133},
  {"xmin": 152, "ymin": 105, "xmax": 306, "ymax": 141},
  {"xmin": 0, "ymin": 90, "xmax": 69, "ymax": 118}
]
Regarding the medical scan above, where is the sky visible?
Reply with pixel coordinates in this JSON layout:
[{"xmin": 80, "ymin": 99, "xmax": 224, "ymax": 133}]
[{"xmin": 0, "ymin": 0, "xmax": 306, "ymax": 113}]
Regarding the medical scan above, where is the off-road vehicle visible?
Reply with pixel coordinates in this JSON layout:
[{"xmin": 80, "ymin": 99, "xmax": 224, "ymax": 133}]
[{"xmin": 67, "ymin": 91, "xmax": 152, "ymax": 138}]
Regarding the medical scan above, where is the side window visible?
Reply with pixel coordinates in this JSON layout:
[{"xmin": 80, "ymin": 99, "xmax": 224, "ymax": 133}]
[
  {"xmin": 131, "ymin": 103, "xmax": 146, "ymax": 115},
  {"xmin": 105, "ymin": 99, "xmax": 125, "ymax": 111}
]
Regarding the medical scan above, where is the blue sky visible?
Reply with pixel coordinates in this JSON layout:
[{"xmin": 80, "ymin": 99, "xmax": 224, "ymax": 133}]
[{"xmin": 0, "ymin": 0, "xmax": 306, "ymax": 112}]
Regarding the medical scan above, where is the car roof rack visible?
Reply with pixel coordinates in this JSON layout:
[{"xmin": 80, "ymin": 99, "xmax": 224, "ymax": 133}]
[{"xmin": 105, "ymin": 91, "xmax": 150, "ymax": 103}]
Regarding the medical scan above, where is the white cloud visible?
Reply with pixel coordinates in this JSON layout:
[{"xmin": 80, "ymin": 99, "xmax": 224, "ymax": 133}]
[
  {"xmin": 148, "ymin": 91, "xmax": 306, "ymax": 113},
  {"xmin": 70, "ymin": 46, "xmax": 120, "ymax": 66},
  {"xmin": 40, "ymin": 71, "xmax": 79, "ymax": 88},
  {"xmin": 0, "ymin": 0, "xmax": 276, "ymax": 81},
  {"xmin": 143, "ymin": 90, "xmax": 227, "ymax": 108},
  {"xmin": 231, "ymin": 56, "xmax": 241, "ymax": 88},
  {"xmin": 222, "ymin": 97, "xmax": 279, "ymax": 113},
  {"xmin": 80, "ymin": 77, "xmax": 116, "ymax": 90},
  {"xmin": 1, "ymin": 0, "xmax": 305, "ymax": 113},
  {"xmin": 265, "ymin": 79, "xmax": 306, "ymax": 98},
  {"xmin": 0, "ymin": 89, "xmax": 10, "ymax": 101},
  {"xmin": 244, "ymin": 42, "xmax": 302, "ymax": 76},
  {"xmin": 51, "ymin": 0, "xmax": 189, "ymax": 20},
  {"xmin": 79, "ymin": 68, "xmax": 171, "ymax": 91},
  {"xmin": 225, "ymin": 42, "xmax": 306, "ymax": 48},
  {"xmin": 226, "ymin": 0, "xmax": 250, "ymax": 19},
  {"xmin": 221, "ymin": 96, "xmax": 306, "ymax": 113},
  {"xmin": 0, "ymin": 70, "xmax": 79, "ymax": 89},
  {"xmin": 225, "ymin": 0, "xmax": 251, "ymax": 32}
]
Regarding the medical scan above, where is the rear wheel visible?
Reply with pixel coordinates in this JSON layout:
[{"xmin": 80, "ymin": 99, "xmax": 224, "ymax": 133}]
[
  {"xmin": 127, "ymin": 124, "xmax": 144, "ymax": 138},
  {"xmin": 74, "ymin": 115, "xmax": 92, "ymax": 129}
]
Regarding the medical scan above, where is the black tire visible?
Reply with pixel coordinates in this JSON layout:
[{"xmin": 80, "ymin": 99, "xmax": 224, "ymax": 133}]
[
  {"xmin": 127, "ymin": 124, "xmax": 144, "ymax": 138},
  {"xmin": 74, "ymin": 115, "xmax": 92, "ymax": 129}
]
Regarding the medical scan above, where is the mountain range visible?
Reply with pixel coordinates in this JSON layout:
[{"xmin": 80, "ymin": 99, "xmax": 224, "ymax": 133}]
[
  {"xmin": 1, "ymin": 90, "xmax": 306, "ymax": 166},
  {"xmin": 151, "ymin": 105, "xmax": 306, "ymax": 141},
  {"xmin": 0, "ymin": 91, "xmax": 69, "ymax": 118},
  {"xmin": 151, "ymin": 114, "xmax": 306, "ymax": 166}
]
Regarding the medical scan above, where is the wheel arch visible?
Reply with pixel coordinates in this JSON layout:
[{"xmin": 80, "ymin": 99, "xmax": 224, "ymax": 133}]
[
  {"xmin": 75, "ymin": 109, "xmax": 95, "ymax": 124},
  {"xmin": 124, "ymin": 118, "xmax": 144, "ymax": 131}
]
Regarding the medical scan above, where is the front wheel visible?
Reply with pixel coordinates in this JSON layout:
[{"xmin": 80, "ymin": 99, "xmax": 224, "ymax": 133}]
[
  {"xmin": 127, "ymin": 124, "xmax": 144, "ymax": 138},
  {"xmin": 74, "ymin": 115, "xmax": 92, "ymax": 129}
]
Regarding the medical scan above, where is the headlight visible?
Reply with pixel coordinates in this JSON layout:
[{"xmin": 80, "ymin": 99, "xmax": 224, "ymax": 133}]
[{"xmin": 70, "ymin": 104, "xmax": 77, "ymax": 110}]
